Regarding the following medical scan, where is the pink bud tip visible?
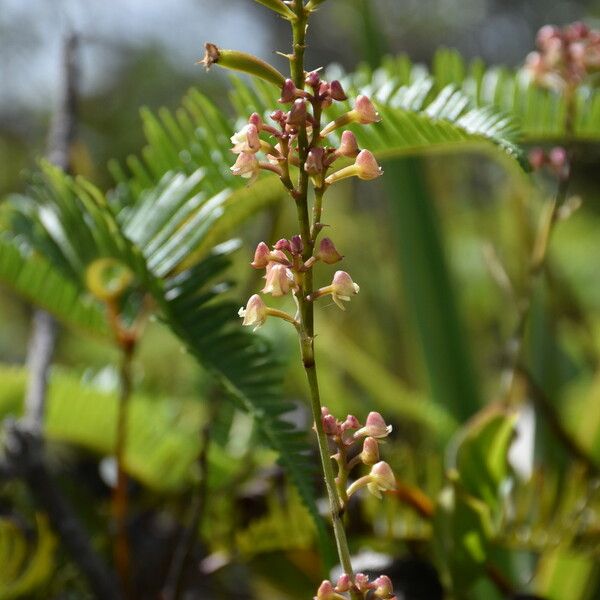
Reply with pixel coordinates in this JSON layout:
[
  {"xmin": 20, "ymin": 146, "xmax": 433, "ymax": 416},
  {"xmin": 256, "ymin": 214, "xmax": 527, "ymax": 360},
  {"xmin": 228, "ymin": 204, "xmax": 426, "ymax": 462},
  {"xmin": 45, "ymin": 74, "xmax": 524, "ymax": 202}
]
[
  {"xmin": 355, "ymin": 150, "xmax": 383, "ymax": 180},
  {"xmin": 354, "ymin": 573, "xmax": 374, "ymax": 592},
  {"xmin": 329, "ymin": 80, "xmax": 348, "ymax": 101},
  {"xmin": 528, "ymin": 147, "xmax": 546, "ymax": 171},
  {"xmin": 354, "ymin": 95, "xmax": 381, "ymax": 124},
  {"xmin": 360, "ymin": 437, "xmax": 380, "ymax": 465},
  {"xmin": 335, "ymin": 574, "xmax": 351, "ymax": 592},
  {"xmin": 248, "ymin": 112, "xmax": 263, "ymax": 128},
  {"xmin": 290, "ymin": 234, "xmax": 304, "ymax": 255},
  {"xmin": 262, "ymin": 263, "xmax": 295, "ymax": 297},
  {"xmin": 537, "ymin": 25, "xmax": 562, "ymax": 49},
  {"xmin": 322, "ymin": 414, "xmax": 339, "ymax": 436},
  {"xmin": 341, "ymin": 414, "xmax": 360, "ymax": 431},
  {"xmin": 318, "ymin": 237, "xmax": 343, "ymax": 264},
  {"xmin": 305, "ymin": 147, "xmax": 325, "ymax": 175},
  {"xmin": 273, "ymin": 238, "xmax": 291, "ymax": 252},
  {"xmin": 373, "ymin": 575, "xmax": 394, "ymax": 598},
  {"xmin": 305, "ymin": 70, "xmax": 321, "ymax": 88},
  {"xmin": 287, "ymin": 99, "xmax": 307, "ymax": 126},
  {"xmin": 251, "ymin": 242, "xmax": 271, "ymax": 269},
  {"xmin": 316, "ymin": 580, "xmax": 336, "ymax": 600},
  {"xmin": 338, "ymin": 130, "xmax": 360, "ymax": 157},
  {"xmin": 279, "ymin": 78, "xmax": 298, "ymax": 103}
]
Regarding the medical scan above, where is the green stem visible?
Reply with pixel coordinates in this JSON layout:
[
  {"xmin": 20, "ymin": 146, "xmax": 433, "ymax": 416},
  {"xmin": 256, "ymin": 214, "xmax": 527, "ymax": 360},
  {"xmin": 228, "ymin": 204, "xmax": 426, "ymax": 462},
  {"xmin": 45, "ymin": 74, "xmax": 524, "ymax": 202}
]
[{"xmin": 289, "ymin": 2, "xmax": 357, "ymax": 593}]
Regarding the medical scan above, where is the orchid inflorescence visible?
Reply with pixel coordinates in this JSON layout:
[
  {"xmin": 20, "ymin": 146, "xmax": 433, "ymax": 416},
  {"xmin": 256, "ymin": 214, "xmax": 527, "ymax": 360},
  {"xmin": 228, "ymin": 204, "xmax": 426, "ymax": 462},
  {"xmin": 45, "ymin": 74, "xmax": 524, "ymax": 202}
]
[
  {"xmin": 316, "ymin": 408, "xmax": 397, "ymax": 599},
  {"xmin": 525, "ymin": 21, "xmax": 600, "ymax": 92},
  {"xmin": 320, "ymin": 409, "xmax": 395, "ymax": 506},
  {"xmin": 203, "ymin": 1, "xmax": 390, "ymax": 597},
  {"xmin": 235, "ymin": 69, "xmax": 382, "ymax": 330},
  {"xmin": 315, "ymin": 573, "xmax": 396, "ymax": 600}
]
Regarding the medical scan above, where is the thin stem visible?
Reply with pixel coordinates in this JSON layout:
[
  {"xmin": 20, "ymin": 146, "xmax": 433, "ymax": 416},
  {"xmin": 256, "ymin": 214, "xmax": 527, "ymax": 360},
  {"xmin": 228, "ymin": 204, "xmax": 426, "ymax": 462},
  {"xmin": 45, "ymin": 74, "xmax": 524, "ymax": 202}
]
[
  {"xmin": 288, "ymin": 2, "xmax": 358, "ymax": 592},
  {"xmin": 113, "ymin": 343, "xmax": 134, "ymax": 599}
]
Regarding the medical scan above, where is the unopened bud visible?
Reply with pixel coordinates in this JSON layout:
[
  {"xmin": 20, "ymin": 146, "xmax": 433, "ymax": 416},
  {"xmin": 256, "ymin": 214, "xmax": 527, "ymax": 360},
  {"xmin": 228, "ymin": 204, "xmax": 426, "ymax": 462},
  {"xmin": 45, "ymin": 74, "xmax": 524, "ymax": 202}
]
[
  {"xmin": 290, "ymin": 234, "xmax": 304, "ymax": 255},
  {"xmin": 251, "ymin": 241, "xmax": 271, "ymax": 268},
  {"xmin": 340, "ymin": 414, "xmax": 360, "ymax": 432},
  {"xmin": 322, "ymin": 414, "xmax": 339, "ymax": 436},
  {"xmin": 305, "ymin": 147, "xmax": 325, "ymax": 175},
  {"xmin": 329, "ymin": 80, "xmax": 348, "ymax": 101},
  {"xmin": 354, "ymin": 95, "xmax": 381, "ymax": 124},
  {"xmin": 318, "ymin": 237, "xmax": 343, "ymax": 264},
  {"xmin": 316, "ymin": 580, "xmax": 336, "ymax": 600},
  {"xmin": 360, "ymin": 437, "xmax": 380, "ymax": 466},
  {"xmin": 248, "ymin": 112, "xmax": 263, "ymax": 128},
  {"xmin": 338, "ymin": 131, "xmax": 359, "ymax": 157},
  {"xmin": 273, "ymin": 238, "xmax": 291, "ymax": 252},
  {"xmin": 279, "ymin": 78, "xmax": 298, "ymax": 103},
  {"xmin": 305, "ymin": 70, "xmax": 321, "ymax": 88},
  {"xmin": 355, "ymin": 149, "xmax": 384, "ymax": 179},
  {"xmin": 335, "ymin": 574, "xmax": 351, "ymax": 592},
  {"xmin": 287, "ymin": 99, "xmax": 307, "ymax": 126},
  {"xmin": 528, "ymin": 147, "xmax": 546, "ymax": 171},
  {"xmin": 373, "ymin": 575, "xmax": 394, "ymax": 599},
  {"xmin": 548, "ymin": 146, "xmax": 569, "ymax": 178},
  {"xmin": 355, "ymin": 573, "xmax": 374, "ymax": 593}
]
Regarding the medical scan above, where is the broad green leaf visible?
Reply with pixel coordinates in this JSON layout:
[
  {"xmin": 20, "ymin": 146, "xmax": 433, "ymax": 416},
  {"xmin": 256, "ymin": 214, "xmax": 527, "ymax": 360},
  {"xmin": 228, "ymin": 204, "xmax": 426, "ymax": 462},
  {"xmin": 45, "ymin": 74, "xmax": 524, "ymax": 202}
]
[{"xmin": 453, "ymin": 407, "xmax": 517, "ymax": 509}]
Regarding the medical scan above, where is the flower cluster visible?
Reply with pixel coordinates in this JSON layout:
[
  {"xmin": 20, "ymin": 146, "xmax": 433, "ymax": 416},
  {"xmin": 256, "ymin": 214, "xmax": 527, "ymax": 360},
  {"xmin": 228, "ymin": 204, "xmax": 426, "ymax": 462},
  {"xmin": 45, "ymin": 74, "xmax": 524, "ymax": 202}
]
[
  {"xmin": 229, "ymin": 71, "xmax": 383, "ymax": 187},
  {"xmin": 235, "ymin": 72, "xmax": 383, "ymax": 330},
  {"xmin": 315, "ymin": 573, "xmax": 396, "ymax": 600},
  {"xmin": 314, "ymin": 408, "xmax": 397, "ymax": 599},
  {"xmin": 528, "ymin": 146, "xmax": 570, "ymax": 180},
  {"xmin": 320, "ymin": 408, "xmax": 396, "ymax": 503},
  {"xmin": 239, "ymin": 237, "xmax": 361, "ymax": 329},
  {"xmin": 524, "ymin": 21, "xmax": 600, "ymax": 91}
]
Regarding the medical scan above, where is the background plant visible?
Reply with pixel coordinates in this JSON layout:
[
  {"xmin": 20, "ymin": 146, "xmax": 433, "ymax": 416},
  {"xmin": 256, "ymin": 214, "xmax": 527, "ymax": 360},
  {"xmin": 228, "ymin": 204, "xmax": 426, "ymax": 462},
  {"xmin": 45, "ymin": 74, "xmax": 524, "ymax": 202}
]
[{"xmin": 0, "ymin": 1, "xmax": 599, "ymax": 599}]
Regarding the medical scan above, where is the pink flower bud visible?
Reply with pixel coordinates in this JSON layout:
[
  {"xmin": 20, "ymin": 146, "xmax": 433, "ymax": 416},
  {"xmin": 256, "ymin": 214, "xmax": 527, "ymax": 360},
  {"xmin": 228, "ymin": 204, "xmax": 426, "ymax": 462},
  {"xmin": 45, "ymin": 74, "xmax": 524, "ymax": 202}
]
[
  {"xmin": 528, "ymin": 147, "xmax": 546, "ymax": 171},
  {"xmin": 354, "ymin": 411, "xmax": 393, "ymax": 439},
  {"xmin": 305, "ymin": 70, "xmax": 321, "ymax": 88},
  {"xmin": 329, "ymin": 80, "xmax": 348, "ymax": 101},
  {"xmin": 338, "ymin": 131, "xmax": 360, "ymax": 158},
  {"xmin": 536, "ymin": 25, "xmax": 561, "ymax": 49},
  {"xmin": 287, "ymin": 99, "xmax": 307, "ymax": 126},
  {"xmin": 355, "ymin": 150, "xmax": 383, "ymax": 180},
  {"xmin": 354, "ymin": 573, "xmax": 374, "ymax": 592},
  {"xmin": 304, "ymin": 147, "xmax": 325, "ymax": 175},
  {"xmin": 330, "ymin": 270, "xmax": 360, "ymax": 310},
  {"xmin": 279, "ymin": 78, "xmax": 298, "ymax": 103},
  {"xmin": 335, "ymin": 574, "xmax": 351, "ymax": 592},
  {"xmin": 548, "ymin": 146, "xmax": 570, "ymax": 179},
  {"xmin": 360, "ymin": 437, "xmax": 380, "ymax": 466},
  {"xmin": 248, "ymin": 112, "xmax": 263, "ymax": 128},
  {"xmin": 373, "ymin": 575, "xmax": 394, "ymax": 599},
  {"xmin": 231, "ymin": 151, "xmax": 259, "ymax": 179},
  {"xmin": 318, "ymin": 237, "xmax": 343, "ymax": 264},
  {"xmin": 340, "ymin": 414, "xmax": 360, "ymax": 432},
  {"xmin": 367, "ymin": 461, "xmax": 396, "ymax": 499},
  {"xmin": 273, "ymin": 238, "xmax": 291, "ymax": 252},
  {"xmin": 262, "ymin": 263, "xmax": 295, "ymax": 297},
  {"xmin": 565, "ymin": 21, "xmax": 589, "ymax": 42},
  {"xmin": 354, "ymin": 95, "xmax": 381, "ymax": 124},
  {"xmin": 270, "ymin": 109, "xmax": 286, "ymax": 124},
  {"xmin": 322, "ymin": 413, "xmax": 339, "ymax": 436},
  {"xmin": 251, "ymin": 241, "xmax": 271, "ymax": 268},
  {"xmin": 315, "ymin": 580, "xmax": 336, "ymax": 600},
  {"xmin": 238, "ymin": 294, "xmax": 268, "ymax": 331},
  {"xmin": 289, "ymin": 234, "xmax": 304, "ymax": 255}
]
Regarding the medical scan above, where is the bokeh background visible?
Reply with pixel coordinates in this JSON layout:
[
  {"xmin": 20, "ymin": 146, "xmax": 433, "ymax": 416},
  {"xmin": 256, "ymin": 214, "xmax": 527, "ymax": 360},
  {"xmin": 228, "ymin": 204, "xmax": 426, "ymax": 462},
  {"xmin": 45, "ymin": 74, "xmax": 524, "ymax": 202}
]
[{"xmin": 1, "ymin": 1, "xmax": 600, "ymax": 598}]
